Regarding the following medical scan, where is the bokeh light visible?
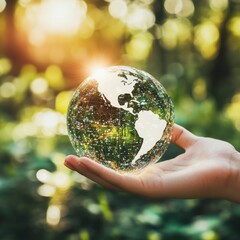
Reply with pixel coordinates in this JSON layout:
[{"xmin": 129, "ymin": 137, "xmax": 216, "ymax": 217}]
[
  {"xmin": 46, "ymin": 205, "xmax": 61, "ymax": 225},
  {"xmin": 192, "ymin": 79, "xmax": 207, "ymax": 101},
  {"xmin": 225, "ymin": 93, "xmax": 240, "ymax": 131},
  {"xmin": 164, "ymin": 0, "xmax": 195, "ymax": 17},
  {"xmin": 0, "ymin": 82, "xmax": 16, "ymax": 98},
  {"xmin": 55, "ymin": 91, "xmax": 73, "ymax": 114},
  {"xmin": 32, "ymin": 109, "xmax": 67, "ymax": 137},
  {"xmin": 194, "ymin": 21, "xmax": 219, "ymax": 59},
  {"xmin": 38, "ymin": 184, "xmax": 56, "ymax": 197},
  {"xmin": 125, "ymin": 4, "xmax": 155, "ymax": 30},
  {"xmin": 160, "ymin": 18, "xmax": 192, "ymax": 49},
  {"xmin": 0, "ymin": 0, "xmax": 6, "ymax": 13},
  {"xmin": 30, "ymin": 77, "xmax": 48, "ymax": 95},
  {"xmin": 109, "ymin": 0, "xmax": 128, "ymax": 19},
  {"xmin": 126, "ymin": 32, "xmax": 153, "ymax": 60},
  {"xmin": 228, "ymin": 17, "xmax": 240, "ymax": 37},
  {"xmin": 0, "ymin": 58, "xmax": 12, "ymax": 75},
  {"xmin": 209, "ymin": 0, "xmax": 228, "ymax": 11},
  {"xmin": 45, "ymin": 65, "xmax": 65, "ymax": 90}
]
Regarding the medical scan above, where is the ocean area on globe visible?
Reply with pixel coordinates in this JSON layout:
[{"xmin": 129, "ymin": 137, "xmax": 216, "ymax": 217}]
[{"xmin": 67, "ymin": 66, "xmax": 174, "ymax": 172}]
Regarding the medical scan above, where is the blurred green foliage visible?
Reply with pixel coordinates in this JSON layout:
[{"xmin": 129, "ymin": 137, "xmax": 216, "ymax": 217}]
[{"xmin": 0, "ymin": 0, "xmax": 240, "ymax": 239}]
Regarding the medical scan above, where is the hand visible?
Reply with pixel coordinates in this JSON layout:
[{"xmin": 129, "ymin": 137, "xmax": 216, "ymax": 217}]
[{"xmin": 64, "ymin": 124, "xmax": 240, "ymax": 203}]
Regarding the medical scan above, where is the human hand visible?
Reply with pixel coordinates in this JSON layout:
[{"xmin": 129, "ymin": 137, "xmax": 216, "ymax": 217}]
[{"xmin": 64, "ymin": 124, "xmax": 240, "ymax": 203}]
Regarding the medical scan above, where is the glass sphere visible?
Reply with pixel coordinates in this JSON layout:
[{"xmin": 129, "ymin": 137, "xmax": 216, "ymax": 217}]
[{"xmin": 67, "ymin": 66, "xmax": 174, "ymax": 172}]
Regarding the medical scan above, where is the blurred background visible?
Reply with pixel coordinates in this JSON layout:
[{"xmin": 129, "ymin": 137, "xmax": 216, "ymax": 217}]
[{"xmin": 0, "ymin": 0, "xmax": 240, "ymax": 239}]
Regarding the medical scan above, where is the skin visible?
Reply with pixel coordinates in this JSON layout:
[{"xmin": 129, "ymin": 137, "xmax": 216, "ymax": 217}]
[{"xmin": 64, "ymin": 124, "xmax": 240, "ymax": 203}]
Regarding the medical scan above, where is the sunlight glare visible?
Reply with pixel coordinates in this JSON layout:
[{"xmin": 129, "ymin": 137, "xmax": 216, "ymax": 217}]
[
  {"xmin": 24, "ymin": 0, "xmax": 87, "ymax": 36},
  {"xmin": 87, "ymin": 61, "xmax": 109, "ymax": 78},
  {"xmin": 91, "ymin": 68, "xmax": 108, "ymax": 80},
  {"xmin": 39, "ymin": 0, "xmax": 87, "ymax": 35}
]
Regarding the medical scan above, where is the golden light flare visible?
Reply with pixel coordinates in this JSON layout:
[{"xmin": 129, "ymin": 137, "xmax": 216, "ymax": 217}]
[
  {"xmin": 14, "ymin": 0, "xmax": 89, "ymax": 54},
  {"xmin": 24, "ymin": 0, "xmax": 87, "ymax": 37},
  {"xmin": 86, "ymin": 60, "xmax": 110, "ymax": 77}
]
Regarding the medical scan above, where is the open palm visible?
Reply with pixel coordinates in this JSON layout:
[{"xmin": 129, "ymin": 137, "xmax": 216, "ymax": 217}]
[{"xmin": 65, "ymin": 124, "xmax": 240, "ymax": 202}]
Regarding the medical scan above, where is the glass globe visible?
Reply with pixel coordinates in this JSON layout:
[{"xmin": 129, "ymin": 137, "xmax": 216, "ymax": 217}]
[{"xmin": 67, "ymin": 66, "xmax": 174, "ymax": 172}]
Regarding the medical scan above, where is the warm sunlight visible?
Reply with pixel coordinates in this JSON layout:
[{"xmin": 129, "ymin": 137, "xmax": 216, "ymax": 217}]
[{"xmin": 29, "ymin": 0, "xmax": 87, "ymax": 35}]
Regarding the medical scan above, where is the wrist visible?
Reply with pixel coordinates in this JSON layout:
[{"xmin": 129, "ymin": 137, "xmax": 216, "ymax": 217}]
[{"xmin": 226, "ymin": 150, "xmax": 240, "ymax": 203}]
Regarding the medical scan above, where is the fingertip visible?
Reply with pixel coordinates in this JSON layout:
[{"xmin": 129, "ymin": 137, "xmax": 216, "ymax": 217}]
[
  {"xmin": 65, "ymin": 155, "xmax": 98, "ymax": 173},
  {"xmin": 64, "ymin": 155, "xmax": 82, "ymax": 170},
  {"xmin": 65, "ymin": 155, "xmax": 91, "ymax": 163},
  {"xmin": 64, "ymin": 155, "xmax": 79, "ymax": 170},
  {"xmin": 64, "ymin": 159, "xmax": 75, "ymax": 171}
]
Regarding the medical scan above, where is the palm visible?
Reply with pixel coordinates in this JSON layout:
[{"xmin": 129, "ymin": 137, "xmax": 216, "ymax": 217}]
[{"xmin": 135, "ymin": 139, "xmax": 232, "ymax": 199}]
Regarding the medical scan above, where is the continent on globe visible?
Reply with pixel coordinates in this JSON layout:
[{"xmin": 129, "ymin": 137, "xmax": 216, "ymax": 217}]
[
  {"xmin": 132, "ymin": 110, "xmax": 167, "ymax": 165},
  {"xmin": 95, "ymin": 69, "xmax": 138, "ymax": 114},
  {"xmin": 67, "ymin": 66, "xmax": 174, "ymax": 172}
]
